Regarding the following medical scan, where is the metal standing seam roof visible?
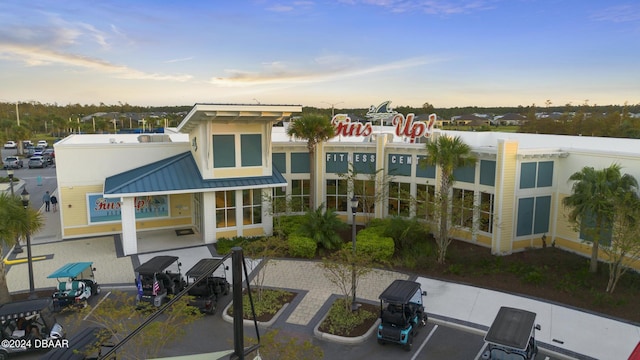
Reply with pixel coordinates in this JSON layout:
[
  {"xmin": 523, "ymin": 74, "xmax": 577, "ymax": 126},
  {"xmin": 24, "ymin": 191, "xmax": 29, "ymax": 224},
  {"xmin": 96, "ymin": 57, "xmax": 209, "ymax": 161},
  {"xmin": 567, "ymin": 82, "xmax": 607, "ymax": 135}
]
[
  {"xmin": 185, "ymin": 258, "xmax": 225, "ymax": 278},
  {"xmin": 103, "ymin": 151, "xmax": 287, "ymax": 196},
  {"xmin": 0, "ymin": 298, "xmax": 53, "ymax": 320},
  {"xmin": 47, "ymin": 262, "xmax": 94, "ymax": 279}
]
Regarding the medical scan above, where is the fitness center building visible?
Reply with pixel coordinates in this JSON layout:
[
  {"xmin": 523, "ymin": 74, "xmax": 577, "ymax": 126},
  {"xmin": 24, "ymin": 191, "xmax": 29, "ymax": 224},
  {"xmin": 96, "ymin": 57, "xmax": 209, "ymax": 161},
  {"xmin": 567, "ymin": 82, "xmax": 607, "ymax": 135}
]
[{"xmin": 53, "ymin": 103, "xmax": 640, "ymax": 270}]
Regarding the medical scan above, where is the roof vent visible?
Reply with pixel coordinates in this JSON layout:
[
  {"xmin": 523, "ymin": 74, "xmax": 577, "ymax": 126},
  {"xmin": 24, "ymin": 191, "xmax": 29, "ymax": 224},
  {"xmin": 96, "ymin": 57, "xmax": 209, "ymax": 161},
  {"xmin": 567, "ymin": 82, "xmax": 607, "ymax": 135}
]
[{"xmin": 109, "ymin": 138, "xmax": 116, "ymax": 144}]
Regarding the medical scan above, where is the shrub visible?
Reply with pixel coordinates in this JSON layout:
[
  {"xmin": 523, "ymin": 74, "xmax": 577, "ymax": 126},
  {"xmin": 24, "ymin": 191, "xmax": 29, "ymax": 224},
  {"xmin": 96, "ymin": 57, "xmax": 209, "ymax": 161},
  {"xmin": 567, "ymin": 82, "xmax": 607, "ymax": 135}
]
[
  {"xmin": 216, "ymin": 236, "xmax": 264, "ymax": 255},
  {"xmin": 274, "ymin": 215, "xmax": 306, "ymax": 237},
  {"xmin": 381, "ymin": 216, "xmax": 431, "ymax": 252},
  {"xmin": 288, "ymin": 234, "xmax": 317, "ymax": 258},
  {"xmin": 322, "ymin": 298, "xmax": 377, "ymax": 336},
  {"xmin": 354, "ymin": 231, "xmax": 394, "ymax": 263}
]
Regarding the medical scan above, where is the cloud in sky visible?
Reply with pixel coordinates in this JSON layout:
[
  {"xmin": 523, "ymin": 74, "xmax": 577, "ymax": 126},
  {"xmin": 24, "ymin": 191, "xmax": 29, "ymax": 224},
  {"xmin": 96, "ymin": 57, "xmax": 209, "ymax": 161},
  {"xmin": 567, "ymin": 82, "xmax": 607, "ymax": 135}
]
[
  {"xmin": 338, "ymin": 0, "xmax": 495, "ymax": 14},
  {"xmin": 209, "ymin": 56, "xmax": 440, "ymax": 86},
  {"xmin": 590, "ymin": 4, "xmax": 640, "ymax": 23}
]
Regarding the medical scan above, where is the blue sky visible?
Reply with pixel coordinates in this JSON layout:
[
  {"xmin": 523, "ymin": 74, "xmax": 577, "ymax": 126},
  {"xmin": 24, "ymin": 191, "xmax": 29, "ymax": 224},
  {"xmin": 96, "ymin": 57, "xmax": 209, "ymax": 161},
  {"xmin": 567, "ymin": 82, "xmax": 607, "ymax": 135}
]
[{"xmin": 1, "ymin": 0, "xmax": 639, "ymax": 109}]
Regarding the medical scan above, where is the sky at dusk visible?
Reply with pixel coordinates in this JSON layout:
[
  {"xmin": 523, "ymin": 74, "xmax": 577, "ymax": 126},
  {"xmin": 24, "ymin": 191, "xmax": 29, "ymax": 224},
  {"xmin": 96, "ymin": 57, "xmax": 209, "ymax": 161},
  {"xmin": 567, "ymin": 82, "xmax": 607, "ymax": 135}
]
[{"xmin": 1, "ymin": 0, "xmax": 639, "ymax": 109}]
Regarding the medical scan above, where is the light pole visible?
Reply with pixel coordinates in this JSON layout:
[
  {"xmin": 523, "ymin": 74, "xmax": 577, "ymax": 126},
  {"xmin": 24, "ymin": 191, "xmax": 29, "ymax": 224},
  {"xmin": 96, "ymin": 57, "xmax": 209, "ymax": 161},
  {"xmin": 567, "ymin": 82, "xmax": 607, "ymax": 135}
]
[
  {"xmin": 322, "ymin": 101, "xmax": 344, "ymax": 118},
  {"xmin": 350, "ymin": 195, "xmax": 359, "ymax": 312},
  {"xmin": 20, "ymin": 188, "xmax": 36, "ymax": 299},
  {"xmin": 7, "ymin": 169, "xmax": 23, "ymax": 254}
]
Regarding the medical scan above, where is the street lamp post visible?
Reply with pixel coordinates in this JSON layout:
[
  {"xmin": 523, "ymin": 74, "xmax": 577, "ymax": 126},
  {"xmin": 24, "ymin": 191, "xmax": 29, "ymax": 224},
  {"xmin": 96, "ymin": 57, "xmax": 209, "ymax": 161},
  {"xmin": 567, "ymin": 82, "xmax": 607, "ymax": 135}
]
[
  {"xmin": 7, "ymin": 169, "xmax": 23, "ymax": 254},
  {"xmin": 20, "ymin": 188, "xmax": 36, "ymax": 299},
  {"xmin": 350, "ymin": 195, "xmax": 359, "ymax": 312},
  {"xmin": 322, "ymin": 101, "xmax": 344, "ymax": 118}
]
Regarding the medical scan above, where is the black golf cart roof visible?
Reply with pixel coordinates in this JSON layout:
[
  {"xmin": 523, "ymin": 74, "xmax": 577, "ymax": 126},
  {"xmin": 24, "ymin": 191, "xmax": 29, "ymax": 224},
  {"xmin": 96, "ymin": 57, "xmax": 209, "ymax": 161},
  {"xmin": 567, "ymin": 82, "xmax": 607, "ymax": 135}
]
[
  {"xmin": 41, "ymin": 326, "xmax": 107, "ymax": 360},
  {"xmin": 0, "ymin": 298, "xmax": 53, "ymax": 321},
  {"xmin": 186, "ymin": 258, "xmax": 225, "ymax": 278},
  {"xmin": 379, "ymin": 279, "xmax": 422, "ymax": 304},
  {"xmin": 134, "ymin": 256, "xmax": 179, "ymax": 274},
  {"xmin": 485, "ymin": 306, "xmax": 537, "ymax": 351}
]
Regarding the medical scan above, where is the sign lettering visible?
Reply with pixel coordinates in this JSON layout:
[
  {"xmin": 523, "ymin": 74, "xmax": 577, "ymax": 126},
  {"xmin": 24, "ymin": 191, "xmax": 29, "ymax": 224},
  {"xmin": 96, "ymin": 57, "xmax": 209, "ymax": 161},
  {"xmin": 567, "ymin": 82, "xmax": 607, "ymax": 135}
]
[{"xmin": 332, "ymin": 113, "xmax": 436, "ymax": 143}]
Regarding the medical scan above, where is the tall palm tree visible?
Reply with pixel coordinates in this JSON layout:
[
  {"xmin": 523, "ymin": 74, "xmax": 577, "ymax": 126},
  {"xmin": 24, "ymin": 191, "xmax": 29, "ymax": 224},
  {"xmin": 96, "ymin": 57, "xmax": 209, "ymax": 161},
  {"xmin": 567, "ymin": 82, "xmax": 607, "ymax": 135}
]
[
  {"xmin": 563, "ymin": 164, "xmax": 638, "ymax": 273},
  {"xmin": 423, "ymin": 135, "xmax": 476, "ymax": 264},
  {"xmin": 286, "ymin": 114, "xmax": 335, "ymax": 210},
  {"xmin": 0, "ymin": 193, "xmax": 44, "ymax": 304}
]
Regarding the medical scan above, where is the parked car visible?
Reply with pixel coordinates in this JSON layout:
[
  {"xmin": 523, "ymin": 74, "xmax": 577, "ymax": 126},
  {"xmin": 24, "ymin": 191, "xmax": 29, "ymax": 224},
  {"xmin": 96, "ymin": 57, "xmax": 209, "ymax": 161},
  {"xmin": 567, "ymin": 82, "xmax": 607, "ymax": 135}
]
[
  {"xmin": 134, "ymin": 256, "xmax": 186, "ymax": 307},
  {"xmin": 22, "ymin": 140, "xmax": 33, "ymax": 148},
  {"xmin": 377, "ymin": 279, "xmax": 428, "ymax": 351},
  {"xmin": 37, "ymin": 140, "xmax": 49, "ymax": 148},
  {"xmin": 185, "ymin": 258, "xmax": 230, "ymax": 314},
  {"xmin": 32, "ymin": 146, "xmax": 45, "ymax": 157},
  {"xmin": 3, "ymin": 141, "xmax": 17, "ymax": 149},
  {"xmin": 47, "ymin": 262, "xmax": 101, "ymax": 311},
  {"xmin": 3, "ymin": 156, "xmax": 24, "ymax": 169},
  {"xmin": 24, "ymin": 145, "xmax": 36, "ymax": 157},
  {"xmin": 43, "ymin": 148, "xmax": 55, "ymax": 165},
  {"xmin": 482, "ymin": 306, "xmax": 541, "ymax": 360},
  {"xmin": 0, "ymin": 299, "xmax": 65, "ymax": 359},
  {"xmin": 28, "ymin": 156, "xmax": 48, "ymax": 168}
]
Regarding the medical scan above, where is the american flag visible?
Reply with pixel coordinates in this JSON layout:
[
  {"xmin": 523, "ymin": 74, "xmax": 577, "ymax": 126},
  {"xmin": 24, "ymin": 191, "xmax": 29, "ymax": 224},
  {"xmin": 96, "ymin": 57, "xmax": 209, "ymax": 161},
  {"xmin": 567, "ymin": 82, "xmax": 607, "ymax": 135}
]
[{"xmin": 152, "ymin": 279, "xmax": 160, "ymax": 296}]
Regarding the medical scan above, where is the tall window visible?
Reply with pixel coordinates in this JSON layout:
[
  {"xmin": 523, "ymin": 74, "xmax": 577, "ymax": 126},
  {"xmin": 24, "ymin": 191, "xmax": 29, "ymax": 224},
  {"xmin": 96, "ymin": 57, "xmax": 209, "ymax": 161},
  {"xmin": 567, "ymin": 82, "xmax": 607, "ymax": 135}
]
[
  {"xmin": 416, "ymin": 184, "xmax": 436, "ymax": 219},
  {"xmin": 353, "ymin": 179, "xmax": 375, "ymax": 214},
  {"xmin": 326, "ymin": 179, "xmax": 348, "ymax": 211},
  {"xmin": 479, "ymin": 192, "xmax": 494, "ymax": 233},
  {"xmin": 272, "ymin": 187, "xmax": 287, "ymax": 214},
  {"xmin": 290, "ymin": 179, "xmax": 310, "ymax": 212},
  {"xmin": 388, "ymin": 182, "xmax": 411, "ymax": 217},
  {"xmin": 452, "ymin": 188, "xmax": 475, "ymax": 228},
  {"xmin": 216, "ymin": 190, "xmax": 236, "ymax": 228},
  {"xmin": 243, "ymin": 189, "xmax": 262, "ymax": 225}
]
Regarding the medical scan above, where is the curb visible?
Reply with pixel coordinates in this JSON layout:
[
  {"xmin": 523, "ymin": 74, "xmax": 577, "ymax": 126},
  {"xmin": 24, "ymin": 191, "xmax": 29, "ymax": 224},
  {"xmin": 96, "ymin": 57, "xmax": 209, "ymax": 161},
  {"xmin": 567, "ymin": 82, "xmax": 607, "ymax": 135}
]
[
  {"xmin": 312, "ymin": 310, "xmax": 381, "ymax": 345},
  {"xmin": 221, "ymin": 301, "xmax": 290, "ymax": 328}
]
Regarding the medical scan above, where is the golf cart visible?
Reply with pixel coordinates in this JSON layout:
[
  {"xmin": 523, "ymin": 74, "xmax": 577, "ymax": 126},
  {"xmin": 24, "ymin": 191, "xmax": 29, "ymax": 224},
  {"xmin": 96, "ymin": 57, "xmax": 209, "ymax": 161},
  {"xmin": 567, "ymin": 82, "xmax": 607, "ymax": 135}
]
[
  {"xmin": 47, "ymin": 262, "xmax": 101, "ymax": 311},
  {"xmin": 377, "ymin": 279, "xmax": 428, "ymax": 351},
  {"xmin": 0, "ymin": 299, "xmax": 64, "ymax": 359},
  {"xmin": 135, "ymin": 256, "xmax": 186, "ymax": 307},
  {"xmin": 185, "ymin": 258, "xmax": 231, "ymax": 314},
  {"xmin": 41, "ymin": 326, "xmax": 114, "ymax": 360},
  {"xmin": 482, "ymin": 306, "xmax": 541, "ymax": 360}
]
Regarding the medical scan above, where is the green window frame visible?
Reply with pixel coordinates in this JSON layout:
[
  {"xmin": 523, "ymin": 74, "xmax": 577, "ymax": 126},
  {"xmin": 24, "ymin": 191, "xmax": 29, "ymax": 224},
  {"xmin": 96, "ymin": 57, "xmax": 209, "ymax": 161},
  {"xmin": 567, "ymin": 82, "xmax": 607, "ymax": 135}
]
[
  {"xmin": 290, "ymin": 179, "xmax": 310, "ymax": 212},
  {"xmin": 354, "ymin": 179, "xmax": 376, "ymax": 214},
  {"xmin": 326, "ymin": 179, "xmax": 348, "ymax": 211},
  {"xmin": 480, "ymin": 192, "xmax": 494, "ymax": 233},
  {"xmin": 416, "ymin": 183, "xmax": 435, "ymax": 219},
  {"xmin": 452, "ymin": 188, "xmax": 475, "ymax": 228},
  {"xmin": 388, "ymin": 182, "xmax": 411, "ymax": 217}
]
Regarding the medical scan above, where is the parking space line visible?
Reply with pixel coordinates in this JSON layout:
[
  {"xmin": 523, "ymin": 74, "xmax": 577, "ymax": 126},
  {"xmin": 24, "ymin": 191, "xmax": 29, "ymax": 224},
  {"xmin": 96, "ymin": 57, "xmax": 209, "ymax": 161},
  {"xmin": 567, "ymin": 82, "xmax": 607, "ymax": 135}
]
[
  {"xmin": 84, "ymin": 291, "xmax": 111, "ymax": 320},
  {"xmin": 411, "ymin": 324, "xmax": 438, "ymax": 360},
  {"xmin": 474, "ymin": 343, "xmax": 487, "ymax": 360}
]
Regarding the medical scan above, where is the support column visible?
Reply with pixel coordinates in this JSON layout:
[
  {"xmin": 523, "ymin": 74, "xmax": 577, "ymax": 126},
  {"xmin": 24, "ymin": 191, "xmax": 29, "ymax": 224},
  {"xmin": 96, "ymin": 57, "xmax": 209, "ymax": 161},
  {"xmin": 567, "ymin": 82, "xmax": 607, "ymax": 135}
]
[
  {"xmin": 120, "ymin": 197, "xmax": 137, "ymax": 255},
  {"xmin": 493, "ymin": 139, "xmax": 519, "ymax": 255},
  {"xmin": 202, "ymin": 192, "xmax": 216, "ymax": 244}
]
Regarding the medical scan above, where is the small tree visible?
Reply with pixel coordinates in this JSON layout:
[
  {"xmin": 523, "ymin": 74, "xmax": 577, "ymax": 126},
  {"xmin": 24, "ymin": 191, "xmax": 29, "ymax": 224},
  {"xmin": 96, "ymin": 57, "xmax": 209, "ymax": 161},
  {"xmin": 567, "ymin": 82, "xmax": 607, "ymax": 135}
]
[
  {"xmin": 74, "ymin": 291, "xmax": 203, "ymax": 360},
  {"xmin": 243, "ymin": 236, "xmax": 287, "ymax": 302},
  {"xmin": 339, "ymin": 164, "xmax": 394, "ymax": 225},
  {"xmin": 0, "ymin": 192, "xmax": 43, "ymax": 304},
  {"xmin": 245, "ymin": 329, "xmax": 323, "ymax": 360},
  {"xmin": 602, "ymin": 192, "xmax": 640, "ymax": 293},
  {"xmin": 320, "ymin": 248, "xmax": 373, "ymax": 312}
]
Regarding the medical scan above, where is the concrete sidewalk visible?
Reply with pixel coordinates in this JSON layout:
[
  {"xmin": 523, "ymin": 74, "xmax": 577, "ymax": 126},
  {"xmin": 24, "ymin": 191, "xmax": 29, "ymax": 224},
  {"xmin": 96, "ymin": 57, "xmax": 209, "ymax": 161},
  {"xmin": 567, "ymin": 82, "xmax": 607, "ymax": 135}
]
[{"xmin": 4, "ymin": 196, "xmax": 640, "ymax": 360}]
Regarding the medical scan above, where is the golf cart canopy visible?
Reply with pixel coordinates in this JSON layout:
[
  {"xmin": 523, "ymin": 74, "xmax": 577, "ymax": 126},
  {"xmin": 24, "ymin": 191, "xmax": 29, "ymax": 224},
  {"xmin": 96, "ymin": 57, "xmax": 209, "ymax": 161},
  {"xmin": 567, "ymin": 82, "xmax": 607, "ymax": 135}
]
[
  {"xmin": 47, "ymin": 262, "xmax": 94, "ymax": 279},
  {"xmin": 0, "ymin": 298, "xmax": 53, "ymax": 321},
  {"xmin": 135, "ymin": 256, "xmax": 179, "ymax": 275},
  {"xmin": 379, "ymin": 280, "xmax": 423, "ymax": 304},
  {"xmin": 186, "ymin": 258, "xmax": 225, "ymax": 278},
  {"xmin": 485, "ymin": 307, "xmax": 537, "ymax": 351}
]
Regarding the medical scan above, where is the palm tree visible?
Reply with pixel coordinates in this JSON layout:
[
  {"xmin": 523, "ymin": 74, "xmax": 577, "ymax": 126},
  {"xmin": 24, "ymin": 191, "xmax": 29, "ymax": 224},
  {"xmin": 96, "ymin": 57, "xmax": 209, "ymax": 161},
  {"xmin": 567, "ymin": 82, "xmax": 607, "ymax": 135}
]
[
  {"xmin": 563, "ymin": 164, "xmax": 638, "ymax": 273},
  {"xmin": 0, "ymin": 193, "xmax": 44, "ymax": 304},
  {"xmin": 300, "ymin": 204, "xmax": 347, "ymax": 250},
  {"xmin": 286, "ymin": 114, "xmax": 335, "ymax": 210},
  {"xmin": 423, "ymin": 135, "xmax": 476, "ymax": 264}
]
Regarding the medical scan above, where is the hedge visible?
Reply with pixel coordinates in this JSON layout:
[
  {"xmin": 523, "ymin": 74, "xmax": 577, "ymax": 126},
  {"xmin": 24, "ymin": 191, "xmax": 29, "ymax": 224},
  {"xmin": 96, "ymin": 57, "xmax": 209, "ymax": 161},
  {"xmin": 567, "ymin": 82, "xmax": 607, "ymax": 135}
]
[
  {"xmin": 287, "ymin": 234, "xmax": 317, "ymax": 259},
  {"xmin": 353, "ymin": 230, "xmax": 395, "ymax": 262}
]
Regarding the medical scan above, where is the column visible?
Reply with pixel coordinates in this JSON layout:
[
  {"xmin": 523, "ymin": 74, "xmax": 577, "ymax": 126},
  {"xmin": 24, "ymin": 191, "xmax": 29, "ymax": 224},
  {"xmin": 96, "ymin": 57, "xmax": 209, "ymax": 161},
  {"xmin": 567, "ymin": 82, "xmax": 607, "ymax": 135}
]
[{"xmin": 120, "ymin": 197, "xmax": 137, "ymax": 255}]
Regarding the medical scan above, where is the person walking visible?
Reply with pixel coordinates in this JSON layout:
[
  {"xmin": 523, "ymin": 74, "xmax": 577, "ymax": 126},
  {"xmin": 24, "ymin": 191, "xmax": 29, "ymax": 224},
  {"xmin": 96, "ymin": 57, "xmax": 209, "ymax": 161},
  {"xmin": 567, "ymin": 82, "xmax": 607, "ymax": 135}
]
[
  {"xmin": 50, "ymin": 194, "xmax": 58, "ymax": 212},
  {"xmin": 43, "ymin": 191, "xmax": 51, "ymax": 212}
]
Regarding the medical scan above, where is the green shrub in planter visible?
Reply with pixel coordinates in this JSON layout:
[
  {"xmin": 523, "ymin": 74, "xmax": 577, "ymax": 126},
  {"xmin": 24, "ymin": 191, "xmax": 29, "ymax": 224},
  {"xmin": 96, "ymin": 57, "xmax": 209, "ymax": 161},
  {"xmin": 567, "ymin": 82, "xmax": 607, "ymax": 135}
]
[
  {"xmin": 352, "ymin": 231, "xmax": 395, "ymax": 263},
  {"xmin": 216, "ymin": 236, "xmax": 264, "ymax": 255},
  {"xmin": 288, "ymin": 234, "xmax": 317, "ymax": 258},
  {"xmin": 274, "ymin": 215, "xmax": 306, "ymax": 237}
]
